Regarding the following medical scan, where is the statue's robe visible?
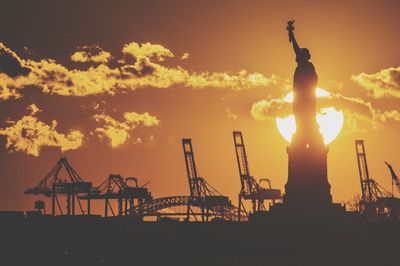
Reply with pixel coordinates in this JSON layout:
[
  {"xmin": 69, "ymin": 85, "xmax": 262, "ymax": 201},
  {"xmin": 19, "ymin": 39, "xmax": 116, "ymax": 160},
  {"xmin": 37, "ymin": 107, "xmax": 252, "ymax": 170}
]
[
  {"xmin": 283, "ymin": 59, "xmax": 333, "ymax": 209},
  {"xmin": 292, "ymin": 61, "xmax": 322, "ymax": 147}
]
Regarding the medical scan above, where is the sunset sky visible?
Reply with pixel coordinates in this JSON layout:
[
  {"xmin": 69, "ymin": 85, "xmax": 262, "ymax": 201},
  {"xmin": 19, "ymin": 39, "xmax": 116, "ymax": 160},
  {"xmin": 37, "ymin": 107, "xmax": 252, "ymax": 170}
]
[{"xmin": 0, "ymin": 0, "xmax": 399, "ymax": 213}]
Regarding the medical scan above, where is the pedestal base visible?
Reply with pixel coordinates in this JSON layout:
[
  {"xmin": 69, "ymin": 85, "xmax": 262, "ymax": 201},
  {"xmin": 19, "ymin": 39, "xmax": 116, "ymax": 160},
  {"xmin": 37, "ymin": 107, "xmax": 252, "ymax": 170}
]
[
  {"xmin": 284, "ymin": 143, "xmax": 332, "ymax": 208},
  {"xmin": 268, "ymin": 202, "xmax": 347, "ymax": 221}
]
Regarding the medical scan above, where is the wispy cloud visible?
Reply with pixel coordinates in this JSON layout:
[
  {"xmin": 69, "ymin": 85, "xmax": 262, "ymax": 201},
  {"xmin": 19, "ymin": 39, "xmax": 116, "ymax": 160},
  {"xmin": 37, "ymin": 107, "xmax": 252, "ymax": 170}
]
[
  {"xmin": 251, "ymin": 98, "xmax": 291, "ymax": 121},
  {"xmin": 0, "ymin": 42, "xmax": 30, "ymax": 77},
  {"xmin": 0, "ymin": 41, "xmax": 278, "ymax": 100},
  {"xmin": 225, "ymin": 107, "xmax": 238, "ymax": 119},
  {"xmin": 93, "ymin": 111, "xmax": 160, "ymax": 148},
  {"xmin": 251, "ymin": 89, "xmax": 400, "ymax": 132},
  {"xmin": 0, "ymin": 43, "xmax": 31, "ymax": 100},
  {"xmin": 180, "ymin": 52, "xmax": 190, "ymax": 60},
  {"xmin": 70, "ymin": 45, "xmax": 112, "ymax": 63},
  {"xmin": 0, "ymin": 104, "xmax": 83, "ymax": 156},
  {"xmin": 351, "ymin": 66, "xmax": 400, "ymax": 98},
  {"xmin": 121, "ymin": 42, "xmax": 174, "ymax": 62}
]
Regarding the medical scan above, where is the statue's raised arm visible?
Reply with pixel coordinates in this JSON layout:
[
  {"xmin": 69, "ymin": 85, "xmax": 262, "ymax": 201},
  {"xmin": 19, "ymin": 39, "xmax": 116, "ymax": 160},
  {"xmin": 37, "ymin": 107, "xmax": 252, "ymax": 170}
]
[
  {"xmin": 287, "ymin": 20, "xmax": 311, "ymax": 64},
  {"xmin": 287, "ymin": 20, "xmax": 301, "ymax": 56}
]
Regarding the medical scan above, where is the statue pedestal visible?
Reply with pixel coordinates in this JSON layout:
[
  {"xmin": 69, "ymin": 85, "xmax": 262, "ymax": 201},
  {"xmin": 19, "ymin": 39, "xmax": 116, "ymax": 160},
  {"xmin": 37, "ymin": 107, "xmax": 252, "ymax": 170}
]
[
  {"xmin": 283, "ymin": 143, "xmax": 333, "ymax": 209},
  {"xmin": 268, "ymin": 139, "xmax": 348, "ymax": 220}
]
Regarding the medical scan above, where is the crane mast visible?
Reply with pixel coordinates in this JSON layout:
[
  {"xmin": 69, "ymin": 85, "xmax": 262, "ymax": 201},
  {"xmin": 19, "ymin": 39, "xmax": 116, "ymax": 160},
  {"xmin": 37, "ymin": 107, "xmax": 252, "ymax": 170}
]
[
  {"xmin": 355, "ymin": 140, "xmax": 374, "ymax": 205},
  {"xmin": 182, "ymin": 139, "xmax": 218, "ymax": 197},
  {"xmin": 182, "ymin": 138, "xmax": 229, "ymax": 221},
  {"xmin": 233, "ymin": 131, "xmax": 258, "ymax": 197},
  {"xmin": 385, "ymin": 161, "xmax": 400, "ymax": 193},
  {"xmin": 24, "ymin": 157, "xmax": 93, "ymax": 216},
  {"xmin": 81, "ymin": 174, "xmax": 152, "ymax": 217},
  {"xmin": 355, "ymin": 140, "xmax": 400, "ymax": 220},
  {"xmin": 233, "ymin": 131, "xmax": 281, "ymax": 220}
]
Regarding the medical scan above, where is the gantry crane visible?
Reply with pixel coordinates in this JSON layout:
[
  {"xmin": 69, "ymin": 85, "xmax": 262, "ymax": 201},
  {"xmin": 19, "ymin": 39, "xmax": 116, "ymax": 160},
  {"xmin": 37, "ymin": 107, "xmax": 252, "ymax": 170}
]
[
  {"xmin": 385, "ymin": 161, "xmax": 400, "ymax": 193},
  {"xmin": 233, "ymin": 131, "xmax": 281, "ymax": 220},
  {"xmin": 81, "ymin": 174, "xmax": 152, "ymax": 217},
  {"xmin": 25, "ymin": 157, "xmax": 93, "ymax": 216},
  {"xmin": 182, "ymin": 138, "xmax": 230, "ymax": 221},
  {"xmin": 125, "ymin": 139, "xmax": 246, "ymax": 221},
  {"xmin": 355, "ymin": 140, "xmax": 400, "ymax": 220}
]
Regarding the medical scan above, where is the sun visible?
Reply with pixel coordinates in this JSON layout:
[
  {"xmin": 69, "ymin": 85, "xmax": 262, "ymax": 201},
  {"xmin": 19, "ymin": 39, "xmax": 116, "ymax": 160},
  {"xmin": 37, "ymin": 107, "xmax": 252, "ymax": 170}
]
[{"xmin": 275, "ymin": 88, "xmax": 344, "ymax": 144}]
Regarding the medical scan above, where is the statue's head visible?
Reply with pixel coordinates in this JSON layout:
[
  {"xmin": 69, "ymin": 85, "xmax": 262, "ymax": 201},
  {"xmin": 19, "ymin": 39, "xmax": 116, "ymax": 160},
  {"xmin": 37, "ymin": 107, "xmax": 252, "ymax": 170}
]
[{"xmin": 296, "ymin": 48, "xmax": 311, "ymax": 63}]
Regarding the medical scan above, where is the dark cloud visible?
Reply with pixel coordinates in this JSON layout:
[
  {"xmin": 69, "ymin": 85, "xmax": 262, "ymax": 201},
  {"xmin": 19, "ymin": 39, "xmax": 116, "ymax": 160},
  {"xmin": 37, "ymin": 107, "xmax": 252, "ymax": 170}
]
[{"xmin": 0, "ymin": 44, "xmax": 30, "ymax": 77}]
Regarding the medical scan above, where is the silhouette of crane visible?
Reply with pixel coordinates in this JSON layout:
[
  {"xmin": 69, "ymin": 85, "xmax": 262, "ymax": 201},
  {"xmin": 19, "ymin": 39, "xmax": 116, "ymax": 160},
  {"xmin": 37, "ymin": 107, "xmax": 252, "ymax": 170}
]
[
  {"xmin": 80, "ymin": 174, "xmax": 152, "ymax": 217},
  {"xmin": 355, "ymin": 140, "xmax": 400, "ymax": 220},
  {"xmin": 385, "ymin": 161, "xmax": 400, "ymax": 193},
  {"xmin": 182, "ymin": 138, "xmax": 231, "ymax": 221},
  {"xmin": 233, "ymin": 131, "xmax": 281, "ymax": 220},
  {"xmin": 127, "ymin": 138, "xmax": 246, "ymax": 221},
  {"xmin": 24, "ymin": 157, "xmax": 93, "ymax": 216}
]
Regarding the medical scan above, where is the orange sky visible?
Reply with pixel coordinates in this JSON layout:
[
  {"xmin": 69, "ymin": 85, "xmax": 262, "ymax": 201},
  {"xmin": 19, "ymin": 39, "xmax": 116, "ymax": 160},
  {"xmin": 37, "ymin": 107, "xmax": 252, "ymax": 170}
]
[{"xmin": 0, "ymin": 0, "xmax": 399, "ymax": 213}]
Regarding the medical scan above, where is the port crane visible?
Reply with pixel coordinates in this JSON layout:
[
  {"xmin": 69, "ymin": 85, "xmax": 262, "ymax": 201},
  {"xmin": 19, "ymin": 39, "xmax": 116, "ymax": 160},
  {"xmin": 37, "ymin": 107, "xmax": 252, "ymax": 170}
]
[
  {"xmin": 233, "ymin": 131, "xmax": 281, "ymax": 220},
  {"xmin": 24, "ymin": 157, "xmax": 93, "ymax": 216},
  {"xmin": 182, "ymin": 138, "xmax": 231, "ymax": 221},
  {"xmin": 81, "ymin": 174, "xmax": 152, "ymax": 217},
  {"xmin": 385, "ymin": 161, "xmax": 400, "ymax": 193},
  {"xmin": 128, "ymin": 138, "xmax": 246, "ymax": 221},
  {"xmin": 355, "ymin": 140, "xmax": 400, "ymax": 220}
]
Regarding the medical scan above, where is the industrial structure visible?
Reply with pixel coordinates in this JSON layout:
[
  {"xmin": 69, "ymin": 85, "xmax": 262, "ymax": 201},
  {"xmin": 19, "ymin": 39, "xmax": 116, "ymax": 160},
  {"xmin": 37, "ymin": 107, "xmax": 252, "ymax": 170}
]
[
  {"xmin": 129, "ymin": 139, "xmax": 245, "ymax": 221},
  {"xmin": 182, "ymin": 138, "xmax": 233, "ymax": 221},
  {"xmin": 80, "ymin": 174, "xmax": 152, "ymax": 217},
  {"xmin": 24, "ymin": 157, "xmax": 93, "ymax": 216},
  {"xmin": 24, "ymin": 138, "xmax": 245, "ymax": 221},
  {"xmin": 22, "ymin": 138, "xmax": 400, "ymax": 222},
  {"xmin": 233, "ymin": 131, "xmax": 281, "ymax": 220},
  {"xmin": 385, "ymin": 161, "xmax": 400, "ymax": 193},
  {"xmin": 355, "ymin": 140, "xmax": 400, "ymax": 220}
]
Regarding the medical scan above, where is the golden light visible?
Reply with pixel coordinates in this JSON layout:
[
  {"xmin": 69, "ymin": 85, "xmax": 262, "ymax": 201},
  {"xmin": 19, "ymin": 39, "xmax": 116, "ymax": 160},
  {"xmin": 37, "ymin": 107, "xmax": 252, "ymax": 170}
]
[{"xmin": 276, "ymin": 88, "xmax": 344, "ymax": 144}]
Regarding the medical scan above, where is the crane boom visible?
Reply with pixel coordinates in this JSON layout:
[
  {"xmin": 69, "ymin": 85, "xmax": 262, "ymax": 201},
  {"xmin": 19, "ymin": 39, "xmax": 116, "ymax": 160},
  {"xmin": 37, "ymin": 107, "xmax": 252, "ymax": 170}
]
[
  {"xmin": 181, "ymin": 138, "xmax": 233, "ymax": 221},
  {"xmin": 182, "ymin": 139, "xmax": 202, "ymax": 197},
  {"xmin": 385, "ymin": 161, "xmax": 400, "ymax": 192},
  {"xmin": 354, "ymin": 140, "xmax": 400, "ymax": 220},
  {"xmin": 24, "ymin": 157, "xmax": 92, "ymax": 216},
  {"xmin": 355, "ymin": 140, "xmax": 374, "ymax": 204},
  {"xmin": 233, "ymin": 131, "xmax": 281, "ymax": 220},
  {"xmin": 233, "ymin": 131, "xmax": 258, "ymax": 196}
]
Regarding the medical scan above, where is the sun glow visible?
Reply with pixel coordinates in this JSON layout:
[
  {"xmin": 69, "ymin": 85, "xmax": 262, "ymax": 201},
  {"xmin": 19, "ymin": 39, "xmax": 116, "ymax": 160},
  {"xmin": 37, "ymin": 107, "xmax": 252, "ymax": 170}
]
[{"xmin": 276, "ymin": 88, "xmax": 344, "ymax": 144}]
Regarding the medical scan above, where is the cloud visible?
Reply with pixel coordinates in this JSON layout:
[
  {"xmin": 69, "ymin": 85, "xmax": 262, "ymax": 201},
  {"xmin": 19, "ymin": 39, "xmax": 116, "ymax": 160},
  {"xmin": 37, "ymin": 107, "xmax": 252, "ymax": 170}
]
[
  {"xmin": 123, "ymin": 111, "xmax": 160, "ymax": 126},
  {"xmin": 341, "ymin": 110, "xmax": 380, "ymax": 132},
  {"xmin": 186, "ymin": 71, "xmax": 277, "ymax": 90},
  {"xmin": 180, "ymin": 52, "xmax": 190, "ymax": 60},
  {"xmin": 93, "ymin": 111, "xmax": 160, "ymax": 148},
  {"xmin": 225, "ymin": 108, "xmax": 238, "ymax": 120},
  {"xmin": 0, "ymin": 43, "xmax": 31, "ymax": 77},
  {"xmin": 380, "ymin": 110, "xmax": 400, "ymax": 122},
  {"xmin": 351, "ymin": 66, "xmax": 400, "ymax": 98},
  {"xmin": 251, "ymin": 98, "xmax": 290, "ymax": 121},
  {"xmin": 0, "ymin": 42, "xmax": 277, "ymax": 100},
  {"xmin": 251, "ymin": 89, "xmax": 400, "ymax": 132},
  {"xmin": 0, "ymin": 104, "xmax": 83, "ymax": 156},
  {"xmin": 30, "ymin": 60, "xmax": 120, "ymax": 96},
  {"xmin": 0, "ymin": 77, "xmax": 23, "ymax": 100},
  {"xmin": 320, "ymin": 92, "xmax": 400, "ymax": 128},
  {"xmin": 70, "ymin": 45, "xmax": 111, "ymax": 64},
  {"xmin": 122, "ymin": 42, "xmax": 174, "ymax": 62},
  {"xmin": 0, "ymin": 43, "xmax": 32, "ymax": 100}
]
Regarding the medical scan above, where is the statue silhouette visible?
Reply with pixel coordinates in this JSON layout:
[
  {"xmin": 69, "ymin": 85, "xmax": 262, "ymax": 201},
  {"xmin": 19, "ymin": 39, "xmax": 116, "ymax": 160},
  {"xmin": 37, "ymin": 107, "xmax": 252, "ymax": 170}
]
[
  {"xmin": 287, "ymin": 20, "xmax": 322, "ymax": 147},
  {"xmin": 279, "ymin": 20, "xmax": 333, "ymax": 210}
]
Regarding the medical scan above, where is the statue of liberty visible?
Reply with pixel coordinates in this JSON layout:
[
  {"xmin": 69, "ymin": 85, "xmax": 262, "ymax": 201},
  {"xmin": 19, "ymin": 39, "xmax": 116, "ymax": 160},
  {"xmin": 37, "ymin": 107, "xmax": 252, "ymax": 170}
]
[
  {"xmin": 287, "ymin": 20, "xmax": 323, "ymax": 148},
  {"xmin": 282, "ymin": 20, "xmax": 332, "ymax": 208}
]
